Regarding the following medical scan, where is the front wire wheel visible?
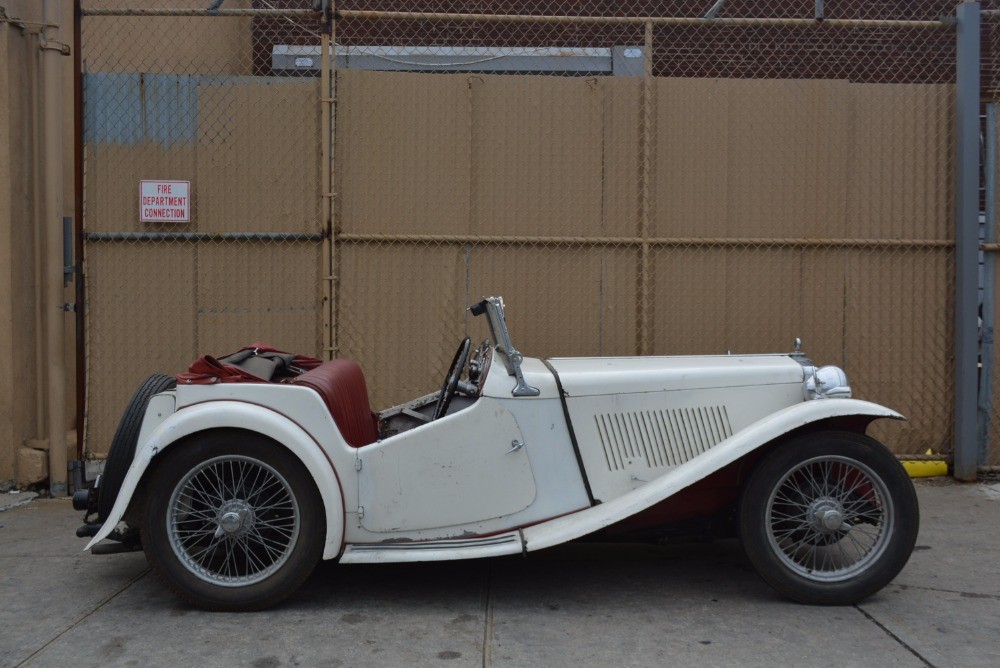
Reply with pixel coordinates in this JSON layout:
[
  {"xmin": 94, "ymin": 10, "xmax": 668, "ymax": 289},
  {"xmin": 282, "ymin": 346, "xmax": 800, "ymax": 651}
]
[
  {"xmin": 739, "ymin": 431, "xmax": 918, "ymax": 605},
  {"xmin": 143, "ymin": 431, "xmax": 324, "ymax": 611}
]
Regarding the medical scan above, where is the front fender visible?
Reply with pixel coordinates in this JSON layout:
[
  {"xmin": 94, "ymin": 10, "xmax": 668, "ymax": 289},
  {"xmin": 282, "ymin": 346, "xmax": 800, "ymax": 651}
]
[
  {"xmin": 522, "ymin": 398, "xmax": 904, "ymax": 551},
  {"xmin": 85, "ymin": 401, "xmax": 346, "ymax": 560}
]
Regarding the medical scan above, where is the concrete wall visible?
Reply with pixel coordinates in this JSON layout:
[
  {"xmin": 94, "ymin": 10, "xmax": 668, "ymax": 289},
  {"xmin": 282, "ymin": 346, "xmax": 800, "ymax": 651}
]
[
  {"xmin": 0, "ymin": 0, "xmax": 252, "ymax": 483},
  {"xmin": 0, "ymin": 0, "xmax": 83, "ymax": 483},
  {"xmin": 1, "ymin": 3, "xmax": 44, "ymax": 482},
  {"xmin": 0, "ymin": 11, "xmax": 16, "ymax": 482}
]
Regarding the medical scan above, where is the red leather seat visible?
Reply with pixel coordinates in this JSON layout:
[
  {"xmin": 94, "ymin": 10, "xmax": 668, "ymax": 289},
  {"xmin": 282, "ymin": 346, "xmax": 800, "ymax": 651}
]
[{"xmin": 291, "ymin": 359, "xmax": 379, "ymax": 448}]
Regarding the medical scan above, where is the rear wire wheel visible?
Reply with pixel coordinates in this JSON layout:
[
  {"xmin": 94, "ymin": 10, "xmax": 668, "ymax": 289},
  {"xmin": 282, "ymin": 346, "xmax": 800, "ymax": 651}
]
[
  {"xmin": 142, "ymin": 430, "xmax": 324, "ymax": 611},
  {"xmin": 738, "ymin": 431, "xmax": 918, "ymax": 605}
]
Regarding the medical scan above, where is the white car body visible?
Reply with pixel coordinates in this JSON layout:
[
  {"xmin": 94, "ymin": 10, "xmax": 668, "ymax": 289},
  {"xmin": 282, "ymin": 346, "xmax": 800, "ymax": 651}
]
[
  {"xmin": 87, "ymin": 339, "xmax": 902, "ymax": 564},
  {"xmin": 77, "ymin": 296, "xmax": 918, "ymax": 611}
]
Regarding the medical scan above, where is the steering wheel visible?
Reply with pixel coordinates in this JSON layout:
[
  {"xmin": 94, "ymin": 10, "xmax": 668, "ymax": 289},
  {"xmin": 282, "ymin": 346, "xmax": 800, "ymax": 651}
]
[
  {"xmin": 468, "ymin": 337, "xmax": 491, "ymax": 383},
  {"xmin": 433, "ymin": 337, "xmax": 471, "ymax": 420}
]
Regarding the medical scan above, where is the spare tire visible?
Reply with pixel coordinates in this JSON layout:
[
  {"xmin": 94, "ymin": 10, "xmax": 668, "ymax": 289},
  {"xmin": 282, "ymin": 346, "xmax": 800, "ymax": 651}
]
[{"xmin": 98, "ymin": 373, "xmax": 177, "ymax": 521}]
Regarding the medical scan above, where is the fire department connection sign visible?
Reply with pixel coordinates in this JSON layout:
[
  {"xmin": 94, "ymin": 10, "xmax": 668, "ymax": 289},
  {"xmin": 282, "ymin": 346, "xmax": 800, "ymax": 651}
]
[{"xmin": 140, "ymin": 180, "xmax": 191, "ymax": 223}]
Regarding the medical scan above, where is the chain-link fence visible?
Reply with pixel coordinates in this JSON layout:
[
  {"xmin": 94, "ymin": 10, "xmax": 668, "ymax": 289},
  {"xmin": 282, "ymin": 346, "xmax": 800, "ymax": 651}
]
[
  {"xmin": 330, "ymin": 0, "xmax": 958, "ymax": 459},
  {"xmin": 985, "ymin": 103, "xmax": 999, "ymax": 469},
  {"xmin": 80, "ymin": 1, "xmax": 971, "ymax": 462},
  {"xmin": 983, "ymin": 9, "xmax": 1000, "ymax": 469},
  {"xmin": 80, "ymin": 1, "xmax": 329, "ymax": 453}
]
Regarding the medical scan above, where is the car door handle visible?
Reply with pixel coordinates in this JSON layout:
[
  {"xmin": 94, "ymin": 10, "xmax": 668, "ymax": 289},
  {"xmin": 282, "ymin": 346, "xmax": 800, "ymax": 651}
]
[{"xmin": 505, "ymin": 439, "xmax": 524, "ymax": 454}]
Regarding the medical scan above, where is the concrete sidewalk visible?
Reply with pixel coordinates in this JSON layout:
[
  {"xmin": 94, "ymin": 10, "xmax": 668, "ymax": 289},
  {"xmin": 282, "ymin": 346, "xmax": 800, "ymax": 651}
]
[{"xmin": 1, "ymin": 479, "xmax": 998, "ymax": 668}]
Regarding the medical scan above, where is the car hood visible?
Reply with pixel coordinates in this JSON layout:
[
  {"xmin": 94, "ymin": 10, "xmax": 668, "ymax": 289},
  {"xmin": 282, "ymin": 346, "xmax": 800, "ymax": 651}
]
[{"xmin": 544, "ymin": 354, "xmax": 806, "ymax": 397}]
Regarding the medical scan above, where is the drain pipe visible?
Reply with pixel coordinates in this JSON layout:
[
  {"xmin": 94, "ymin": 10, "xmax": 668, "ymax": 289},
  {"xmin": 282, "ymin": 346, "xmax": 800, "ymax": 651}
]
[
  {"xmin": 28, "ymin": 28, "xmax": 47, "ymax": 439},
  {"xmin": 41, "ymin": 0, "xmax": 68, "ymax": 497}
]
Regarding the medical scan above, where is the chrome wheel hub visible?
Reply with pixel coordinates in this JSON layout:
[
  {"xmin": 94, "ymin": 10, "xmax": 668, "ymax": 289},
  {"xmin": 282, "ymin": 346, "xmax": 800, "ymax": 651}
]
[
  {"xmin": 765, "ymin": 455, "xmax": 893, "ymax": 583},
  {"xmin": 809, "ymin": 498, "xmax": 845, "ymax": 532},
  {"xmin": 217, "ymin": 500, "xmax": 254, "ymax": 537},
  {"xmin": 167, "ymin": 455, "xmax": 300, "ymax": 587}
]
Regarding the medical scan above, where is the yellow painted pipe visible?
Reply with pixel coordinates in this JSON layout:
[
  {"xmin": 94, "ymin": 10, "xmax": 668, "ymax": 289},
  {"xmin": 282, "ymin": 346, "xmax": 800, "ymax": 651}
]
[{"xmin": 900, "ymin": 460, "xmax": 949, "ymax": 478}]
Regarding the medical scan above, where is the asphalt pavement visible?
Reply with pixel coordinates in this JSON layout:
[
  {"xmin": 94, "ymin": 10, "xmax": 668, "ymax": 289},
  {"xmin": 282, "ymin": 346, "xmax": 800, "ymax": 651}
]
[{"xmin": 1, "ymin": 478, "xmax": 998, "ymax": 668}]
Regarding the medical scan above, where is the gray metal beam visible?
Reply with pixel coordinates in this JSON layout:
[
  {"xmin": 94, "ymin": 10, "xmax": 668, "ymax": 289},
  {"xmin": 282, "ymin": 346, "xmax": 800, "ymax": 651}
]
[
  {"xmin": 955, "ymin": 1, "xmax": 982, "ymax": 481},
  {"xmin": 979, "ymin": 103, "xmax": 997, "ymax": 468}
]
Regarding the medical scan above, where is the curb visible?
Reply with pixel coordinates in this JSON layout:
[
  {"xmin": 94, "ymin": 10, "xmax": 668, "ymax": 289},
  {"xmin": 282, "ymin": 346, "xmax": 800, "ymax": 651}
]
[
  {"xmin": 0, "ymin": 491, "xmax": 39, "ymax": 512},
  {"xmin": 900, "ymin": 460, "xmax": 948, "ymax": 478}
]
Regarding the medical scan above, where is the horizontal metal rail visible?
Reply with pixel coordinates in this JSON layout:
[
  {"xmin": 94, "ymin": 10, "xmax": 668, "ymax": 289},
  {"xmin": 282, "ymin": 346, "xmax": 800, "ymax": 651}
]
[
  {"xmin": 337, "ymin": 233, "xmax": 954, "ymax": 249},
  {"xmin": 84, "ymin": 232, "xmax": 325, "ymax": 242},
  {"xmin": 983, "ymin": 243, "xmax": 1000, "ymax": 252},
  {"xmin": 80, "ymin": 7, "xmax": 952, "ymax": 28},
  {"xmin": 80, "ymin": 8, "xmax": 318, "ymax": 17},
  {"xmin": 336, "ymin": 10, "xmax": 951, "ymax": 30}
]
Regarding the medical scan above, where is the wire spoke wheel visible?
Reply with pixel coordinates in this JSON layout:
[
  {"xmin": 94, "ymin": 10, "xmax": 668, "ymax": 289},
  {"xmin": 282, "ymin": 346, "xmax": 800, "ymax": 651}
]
[
  {"xmin": 739, "ymin": 431, "xmax": 918, "ymax": 605},
  {"xmin": 766, "ymin": 455, "xmax": 892, "ymax": 583},
  {"xmin": 167, "ymin": 455, "xmax": 300, "ymax": 587},
  {"xmin": 144, "ymin": 431, "xmax": 326, "ymax": 611}
]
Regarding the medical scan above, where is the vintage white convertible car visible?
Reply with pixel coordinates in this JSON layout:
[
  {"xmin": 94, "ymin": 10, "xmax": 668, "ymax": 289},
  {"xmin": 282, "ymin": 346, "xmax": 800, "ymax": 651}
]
[{"xmin": 75, "ymin": 297, "xmax": 918, "ymax": 611}]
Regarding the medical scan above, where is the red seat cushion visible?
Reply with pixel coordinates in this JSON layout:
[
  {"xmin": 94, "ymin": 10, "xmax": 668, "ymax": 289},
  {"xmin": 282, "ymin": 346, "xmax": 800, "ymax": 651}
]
[{"xmin": 291, "ymin": 359, "xmax": 378, "ymax": 448}]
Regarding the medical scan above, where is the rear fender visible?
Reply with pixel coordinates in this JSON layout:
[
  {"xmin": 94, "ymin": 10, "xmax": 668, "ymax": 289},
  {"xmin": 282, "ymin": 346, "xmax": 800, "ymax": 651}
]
[
  {"xmin": 84, "ymin": 401, "xmax": 346, "ymax": 559},
  {"xmin": 522, "ymin": 398, "xmax": 904, "ymax": 551}
]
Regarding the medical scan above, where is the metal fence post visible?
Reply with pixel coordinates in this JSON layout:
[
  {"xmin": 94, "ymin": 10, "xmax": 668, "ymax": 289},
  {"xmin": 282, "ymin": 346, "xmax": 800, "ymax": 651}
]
[
  {"xmin": 638, "ymin": 21, "xmax": 654, "ymax": 356},
  {"xmin": 955, "ymin": 1, "xmax": 982, "ymax": 481},
  {"xmin": 321, "ymin": 9, "xmax": 338, "ymax": 362},
  {"xmin": 979, "ymin": 103, "xmax": 997, "ymax": 468}
]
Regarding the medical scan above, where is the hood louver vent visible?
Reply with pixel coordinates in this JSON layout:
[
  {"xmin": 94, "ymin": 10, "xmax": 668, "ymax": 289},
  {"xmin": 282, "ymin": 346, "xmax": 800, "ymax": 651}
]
[{"xmin": 595, "ymin": 406, "xmax": 732, "ymax": 472}]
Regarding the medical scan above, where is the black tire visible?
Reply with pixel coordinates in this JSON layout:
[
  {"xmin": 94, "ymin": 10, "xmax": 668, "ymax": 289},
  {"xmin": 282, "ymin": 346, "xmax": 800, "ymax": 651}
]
[
  {"xmin": 738, "ymin": 431, "xmax": 918, "ymax": 605},
  {"xmin": 98, "ymin": 373, "xmax": 177, "ymax": 521},
  {"xmin": 142, "ymin": 429, "xmax": 324, "ymax": 611}
]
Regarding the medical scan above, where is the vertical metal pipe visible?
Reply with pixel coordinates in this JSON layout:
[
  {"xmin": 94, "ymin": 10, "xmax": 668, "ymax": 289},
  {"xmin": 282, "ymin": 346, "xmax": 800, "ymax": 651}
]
[
  {"xmin": 329, "ymin": 13, "xmax": 339, "ymax": 359},
  {"xmin": 465, "ymin": 72, "xmax": 476, "ymax": 326},
  {"xmin": 954, "ymin": 1, "xmax": 981, "ymax": 481},
  {"xmin": 638, "ymin": 21, "xmax": 654, "ymax": 356},
  {"xmin": 28, "ymin": 30, "xmax": 47, "ymax": 438},
  {"xmin": 978, "ymin": 102, "xmax": 997, "ymax": 467},
  {"xmin": 320, "ymin": 30, "xmax": 333, "ymax": 360},
  {"xmin": 74, "ymin": 0, "xmax": 85, "ymax": 461},
  {"xmin": 42, "ymin": 0, "xmax": 67, "ymax": 495}
]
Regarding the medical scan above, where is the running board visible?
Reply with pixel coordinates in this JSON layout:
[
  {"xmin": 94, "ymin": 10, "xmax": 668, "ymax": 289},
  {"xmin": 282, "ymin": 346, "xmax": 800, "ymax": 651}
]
[{"xmin": 339, "ymin": 531, "xmax": 524, "ymax": 564}]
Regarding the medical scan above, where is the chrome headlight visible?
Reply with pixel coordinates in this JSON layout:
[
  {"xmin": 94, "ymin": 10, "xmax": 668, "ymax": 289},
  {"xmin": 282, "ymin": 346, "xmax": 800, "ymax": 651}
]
[{"xmin": 804, "ymin": 365, "xmax": 852, "ymax": 400}]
